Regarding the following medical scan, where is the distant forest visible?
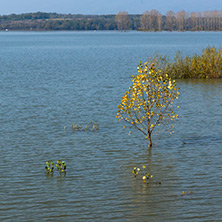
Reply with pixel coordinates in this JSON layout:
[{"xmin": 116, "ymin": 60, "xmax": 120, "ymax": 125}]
[{"xmin": 0, "ymin": 10, "xmax": 222, "ymax": 31}]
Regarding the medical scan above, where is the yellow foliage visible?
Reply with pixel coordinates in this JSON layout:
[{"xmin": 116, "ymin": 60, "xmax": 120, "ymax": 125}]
[{"xmin": 116, "ymin": 62, "xmax": 179, "ymax": 147}]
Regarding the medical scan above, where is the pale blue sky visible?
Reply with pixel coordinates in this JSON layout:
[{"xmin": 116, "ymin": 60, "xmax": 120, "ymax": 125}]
[{"xmin": 0, "ymin": 0, "xmax": 221, "ymax": 15}]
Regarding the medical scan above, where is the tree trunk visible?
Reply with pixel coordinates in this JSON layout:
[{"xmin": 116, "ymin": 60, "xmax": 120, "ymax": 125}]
[{"xmin": 148, "ymin": 133, "xmax": 152, "ymax": 148}]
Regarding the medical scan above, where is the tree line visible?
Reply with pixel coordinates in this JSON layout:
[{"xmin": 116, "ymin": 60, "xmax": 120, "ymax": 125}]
[{"xmin": 0, "ymin": 11, "xmax": 222, "ymax": 31}]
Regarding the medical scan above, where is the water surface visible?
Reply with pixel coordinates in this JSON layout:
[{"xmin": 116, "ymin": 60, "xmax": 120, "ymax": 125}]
[{"xmin": 0, "ymin": 31, "xmax": 222, "ymax": 221}]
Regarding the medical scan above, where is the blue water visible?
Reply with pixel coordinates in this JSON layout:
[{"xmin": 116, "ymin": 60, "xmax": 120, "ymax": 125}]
[{"xmin": 0, "ymin": 31, "xmax": 222, "ymax": 221}]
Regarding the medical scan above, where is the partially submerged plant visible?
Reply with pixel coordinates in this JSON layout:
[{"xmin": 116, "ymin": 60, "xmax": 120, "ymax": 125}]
[
  {"xmin": 45, "ymin": 160, "xmax": 54, "ymax": 174},
  {"xmin": 132, "ymin": 165, "xmax": 155, "ymax": 184},
  {"xmin": 70, "ymin": 122, "xmax": 99, "ymax": 133},
  {"xmin": 56, "ymin": 160, "xmax": 66, "ymax": 173},
  {"xmin": 142, "ymin": 173, "xmax": 153, "ymax": 183},
  {"xmin": 71, "ymin": 123, "xmax": 81, "ymax": 132},
  {"xmin": 148, "ymin": 46, "xmax": 222, "ymax": 79},
  {"xmin": 45, "ymin": 160, "xmax": 67, "ymax": 175},
  {"xmin": 116, "ymin": 62, "xmax": 179, "ymax": 148},
  {"xmin": 82, "ymin": 123, "xmax": 89, "ymax": 131},
  {"xmin": 92, "ymin": 124, "xmax": 99, "ymax": 132},
  {"xmin": 181, "ymin": 191, "xmax": 197, "ymax": 196},
  {"xmin": 132, "ymin": 167, "xmax": 141, "ymax": 177}
]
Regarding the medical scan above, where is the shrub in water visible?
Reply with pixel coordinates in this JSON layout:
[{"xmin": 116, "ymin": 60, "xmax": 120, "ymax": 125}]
[
  {"xmin": 45, "ymin": 160, "xmax": 66, "ymax": 174},
  {"xmin": 132, "ymin": 165, "xmax": 154, "ymax": 184},
  {"xmin": 45, "ymin": 160, "xmax": 54, "ymax": 174},
  {"xmin": 148, "ymin": 46, "xmax": 222, "ymax": 79},
  {"xmin": 56, "ymin": 160, "xmax": 66, "ymax": 173},
  {"xmin": 70, "ymin": 122, "xmax": 99, "ymax": 133}
]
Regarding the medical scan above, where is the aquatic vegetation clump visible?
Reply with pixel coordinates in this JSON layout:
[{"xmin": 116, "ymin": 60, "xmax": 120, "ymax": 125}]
[
  {"xmin": 181, "ymin": 191, "xmax": 197, "ymax": 196},
  {"xmin": 142, "ymin": 173, "xmax": 153, "ymax": 183},
  {"xmin": 45, "ymin": 160, "xmax": 66, "ymax": 174},
  {"xmin": 132, "ymin": 167, "xmax": 141, "ymax": 177},
  {"xmin": 45, "ymin": 160, "xmax": 54, "ymax": 174},
  {"xmin": 56, "ymin": 160, "xmax": 66, "ymax": 173},
  {"xmin": 132, "ymin": 165, "xmax": 155, "ymax": 184},
  {"xmin": 69, "ymin": 122, "xmax": 99, "ymax": 133},
  {"xmin": 149, "ymin": 46, "xmax": 222, "ymax": 79}
]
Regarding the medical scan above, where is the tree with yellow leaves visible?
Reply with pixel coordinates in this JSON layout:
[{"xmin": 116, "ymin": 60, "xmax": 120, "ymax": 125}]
[{"xmin": 116, "ymin": 62, "xmax": 180, "ymax": 148}]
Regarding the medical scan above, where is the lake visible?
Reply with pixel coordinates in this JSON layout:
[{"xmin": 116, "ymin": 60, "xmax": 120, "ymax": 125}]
[{"xmin": 0, "ymin": 31, "xmax": 222, "ymax": 221}]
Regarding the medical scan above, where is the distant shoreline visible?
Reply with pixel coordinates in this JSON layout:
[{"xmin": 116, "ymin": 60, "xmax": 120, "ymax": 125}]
[
  {"xmin": 1, "ymin": 11, "xmax": 222, "ymax": 32},
  {"xmin": 1, "ymin": 30, "xmax": 222, "ymax": 33}
]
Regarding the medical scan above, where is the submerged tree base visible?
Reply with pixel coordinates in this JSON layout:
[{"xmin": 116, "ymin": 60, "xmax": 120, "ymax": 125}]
[{"xmin": 147, "ymin": 137, "xmax": 152, "ymax": 148}]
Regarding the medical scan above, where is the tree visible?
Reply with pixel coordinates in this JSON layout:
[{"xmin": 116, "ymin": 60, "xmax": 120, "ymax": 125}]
[
  {"xmin": 191, "ymin": 11, "xmax": 203, "ymax": 31},
  {"xmin": 116, "ymin": 63, "xmax": 179, "ymax": 148},
  {"xmin": 156, "ymin": 11, "xmax": 162, "ymax": 31},
  {"xmin": 115, "ymin": 11, "xmax": 130, "ymax": 30},
  {"xmin": 140, "ymin": 10, "xmax": 162, "ymax": 31},
  {"xmin": 176, "ymin": 10, "xmax": 187, "ymax": 31},
  {"xmin": 166, "ymin": 10, "xmax": 175, "ymax": 31},
  {"xmin": 149, "ymin": 9, "xmax": 162, "ymax": 31},
  {"xmin": 190, "ymin": 12, "xmax": 196, "ymax": 31},
  {"xmin": 140, "ymin": 11, "xmax": 150, "ymax": 31},
  {"xmin": 197, "ymin": 12, "xmax": 203, "ymax": 31}
]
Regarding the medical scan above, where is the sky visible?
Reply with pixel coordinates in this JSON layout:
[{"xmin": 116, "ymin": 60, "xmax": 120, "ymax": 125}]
[{"xmin": 0, "ymin": 0, "xmax": 221, "ymax": 15}]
